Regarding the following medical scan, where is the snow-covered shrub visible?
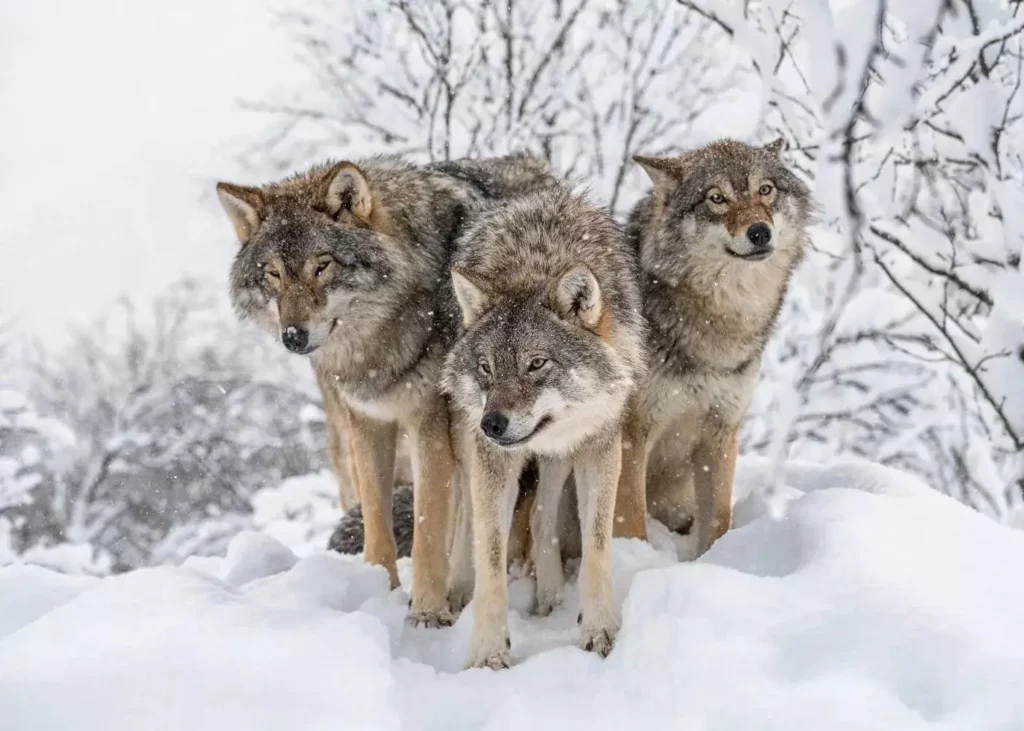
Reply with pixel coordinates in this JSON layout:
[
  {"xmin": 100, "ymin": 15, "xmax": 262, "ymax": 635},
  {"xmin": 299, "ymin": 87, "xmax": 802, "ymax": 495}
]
[{"xmin": 5, "ymin": 279, "xmax": 329, "ymax": 572}]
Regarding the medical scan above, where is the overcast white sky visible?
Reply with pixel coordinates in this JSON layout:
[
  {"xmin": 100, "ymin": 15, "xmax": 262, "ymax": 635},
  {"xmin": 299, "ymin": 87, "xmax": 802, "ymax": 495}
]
[{"xmin": 0, "ymin": 0, "xmax": 300, "ymax": 338}]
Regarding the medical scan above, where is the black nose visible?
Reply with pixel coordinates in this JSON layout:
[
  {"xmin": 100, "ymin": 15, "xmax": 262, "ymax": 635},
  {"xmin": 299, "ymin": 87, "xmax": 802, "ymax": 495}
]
[
  {"xmin": 746, "ymin": 223, "xmax": 773, "ymax": 248},
  {"xmin": 480, "ymin": 411, "xmax": 509, "ymax": 439},
  {"xmin": 281, "ymin": 326, "xmax": 309, "ymax": 353}
]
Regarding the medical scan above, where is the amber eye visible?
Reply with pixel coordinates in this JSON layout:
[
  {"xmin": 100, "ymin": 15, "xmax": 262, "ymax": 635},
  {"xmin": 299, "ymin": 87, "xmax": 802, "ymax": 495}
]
[
  {"xmin": 708, "ymin": 192, "xmax": 726, "ymax": 205},
  {"xmin": 528, "ymin": 357, "xmax": 548, "ymax": 372},
  {"xmin": 478, "ymin": 360, "xmax": 491, "ymax": 377},
  {"xmin": 759, "ymin": 183, "xmax": 774, "ymax": 196},
  {"xmin": 265, "ymin": 268, "xmax": 280, "ymax": 280},
  {"xmin": 315, "ymin": 259, "xmax": 332, "ymax": 276}
]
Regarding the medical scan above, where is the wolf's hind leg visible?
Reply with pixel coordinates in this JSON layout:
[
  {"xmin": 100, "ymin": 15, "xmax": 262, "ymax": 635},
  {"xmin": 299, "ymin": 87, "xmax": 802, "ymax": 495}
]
[{"xmin": 613, "ymin": 413, "xmax": 648, "ymax": 541}]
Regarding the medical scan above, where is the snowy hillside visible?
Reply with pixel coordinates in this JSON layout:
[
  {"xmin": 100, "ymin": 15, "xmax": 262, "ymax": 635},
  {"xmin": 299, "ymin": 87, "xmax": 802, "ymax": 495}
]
[{"xmin": 3, "ymin": 457, "xmax": 1023, "ymax": 731}]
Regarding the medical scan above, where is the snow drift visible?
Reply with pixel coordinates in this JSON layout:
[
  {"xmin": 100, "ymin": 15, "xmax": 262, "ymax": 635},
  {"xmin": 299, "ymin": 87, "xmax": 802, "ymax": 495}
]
[{"xmin": 2, "ymin": 457, "xmax": 1023, "ymax": 730}]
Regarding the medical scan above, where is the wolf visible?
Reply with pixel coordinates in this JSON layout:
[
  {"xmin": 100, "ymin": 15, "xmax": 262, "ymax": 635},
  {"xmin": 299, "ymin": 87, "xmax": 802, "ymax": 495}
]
[
  {"xmin": 216, "ymin": 153, "xmax": 555, "ymax": 626},
  {"xmin": 442, "ymin": 184, "xmax": 646, "ymax": 669},
  {"xmin": 613, "ymin": 138, "xmax": 813, "ymax": 554}
]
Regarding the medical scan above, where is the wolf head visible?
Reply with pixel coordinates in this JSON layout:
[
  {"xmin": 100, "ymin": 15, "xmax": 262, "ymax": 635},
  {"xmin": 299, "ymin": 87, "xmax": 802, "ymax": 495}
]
[
  {"xmin": 633, "ymin": 139, "xmax": 812, "ymax": 290},
  {"xmin": 443, "ymin": 266, "xmax": 631, "ymax": 456},
  {"xmin": 217, "ymin": 161, "xmax": 413, "ymax": 355}
]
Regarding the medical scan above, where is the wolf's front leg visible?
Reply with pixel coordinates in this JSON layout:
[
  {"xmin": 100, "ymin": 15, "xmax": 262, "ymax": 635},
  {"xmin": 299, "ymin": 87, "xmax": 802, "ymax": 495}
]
[
  {"xmin": 465, "ymin": 444, "xmax": 523, "ymax": 670},
  {"xmin": 693, "ymin": 427, "xmax": 739, "ymax": 555},
  {"xmin": 345, "ymin": 406, "xmax": 399, "ymax": 588},
  {"xmin": 316, "ymin": 371, "xmax": 359, "ymax": 510},
  {"xmin": 408, "ymin": 397, "xmax": 456, "ymax": 627},
  {"xmin": 531, "ymin": 457, "xmax": 572, "ymax": 616},
  {"xmin": 574, "ymin": 434, "xmax": 622, "ymax": 657}
]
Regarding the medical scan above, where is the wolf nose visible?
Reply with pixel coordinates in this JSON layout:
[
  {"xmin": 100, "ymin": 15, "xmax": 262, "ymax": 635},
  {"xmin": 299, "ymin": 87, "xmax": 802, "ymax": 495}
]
[
  {"xmin": 480, "ymin": 411, "xmax": 509, "ymax": 439},
  {"xmin": 746, "ymin": 223, "xmax": 772, "ymax": 248},
  {"xmin": 281, "ymin": 326, "xmax": 309, "ymax": 353}
]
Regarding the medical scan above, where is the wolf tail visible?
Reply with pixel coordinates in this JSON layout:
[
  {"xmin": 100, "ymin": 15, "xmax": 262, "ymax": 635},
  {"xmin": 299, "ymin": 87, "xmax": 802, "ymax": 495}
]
[
  {"xmin": 326, "ymin": 461, "xmax": 540, "ymax": 558},
  {"xmin": 327, "ymin": 484, "xmax": 415, "ymax": 558}
]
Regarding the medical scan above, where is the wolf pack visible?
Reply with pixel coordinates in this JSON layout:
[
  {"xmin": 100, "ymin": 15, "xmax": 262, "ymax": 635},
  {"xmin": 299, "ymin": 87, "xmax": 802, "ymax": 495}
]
[{"xmin": 216, "ymin": 139, "xmax": 813, "ymax": 670}]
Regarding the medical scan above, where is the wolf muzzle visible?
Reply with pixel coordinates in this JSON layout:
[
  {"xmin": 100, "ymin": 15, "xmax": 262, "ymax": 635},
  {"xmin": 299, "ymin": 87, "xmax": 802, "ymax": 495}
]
[{"xmin": 728, "ymin": 223, "xmax": 774, "ymax": 261}]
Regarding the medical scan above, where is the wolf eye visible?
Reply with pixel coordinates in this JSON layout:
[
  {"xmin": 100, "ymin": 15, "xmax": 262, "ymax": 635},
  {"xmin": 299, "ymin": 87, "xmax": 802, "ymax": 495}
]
[
  {"xmin": 315, "ymin": 260, "xmax": 332, "ymax": 276},
  {"xmin": 265, "ymin": 268, "xmax": 280, "ymax": 280},
  {"xmin": 528, "ymin": 357, "xmax": 548, "ymax": 372},
  {"xmin": 759, "ymin": 183, "xmax": 774, "ymax": 196},
  {"xmin": 477, "ymin": 360, "xmax": 491, "ymax": 377},
  {"xmin": 708, "ymin": 192, "xmax": 726, "ymax": 205}
]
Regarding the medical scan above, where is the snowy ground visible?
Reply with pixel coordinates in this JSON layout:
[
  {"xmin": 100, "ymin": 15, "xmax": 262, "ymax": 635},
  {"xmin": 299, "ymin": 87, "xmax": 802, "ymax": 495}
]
[{"xmin": 2, "ymin": 457, "xmax": 1023, "ymax": 731}]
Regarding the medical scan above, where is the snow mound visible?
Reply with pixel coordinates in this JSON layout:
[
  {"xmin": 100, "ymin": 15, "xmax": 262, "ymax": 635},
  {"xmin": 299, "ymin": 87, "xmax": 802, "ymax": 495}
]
[{"xmin": 2, "ymin": 457, "xmax": 1023, "ymax": 730}]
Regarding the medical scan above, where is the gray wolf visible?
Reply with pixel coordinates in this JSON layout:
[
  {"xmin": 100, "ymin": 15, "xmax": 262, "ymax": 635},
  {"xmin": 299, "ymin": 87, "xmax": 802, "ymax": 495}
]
[
  {"xmin": 613, "ymin": 138, "xmax": 813, "ymax": 554},
  {"xmin": 216, "ymin": 153, "xmax": 555, "ymax": 626},
  {"xmin": 441, "ymin": 184, "xmax": 646, "ymax": 669}
]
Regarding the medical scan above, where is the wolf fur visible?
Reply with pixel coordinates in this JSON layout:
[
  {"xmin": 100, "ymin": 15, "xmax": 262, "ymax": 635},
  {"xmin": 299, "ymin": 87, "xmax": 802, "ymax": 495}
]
[
  {"xmin": 217, "ymin": 153, "xmax": 556, "ymax": 627},
  {"xmin": 441, "ymin": 183, "xmax": 646, "ymax": 669},
  {"xmin": 613, "ymin": 138, "xmax": 813, "ymax": 554},
  {"xmin": 329, "ymin": 485, "xmax": 416, "ymax": 557}
]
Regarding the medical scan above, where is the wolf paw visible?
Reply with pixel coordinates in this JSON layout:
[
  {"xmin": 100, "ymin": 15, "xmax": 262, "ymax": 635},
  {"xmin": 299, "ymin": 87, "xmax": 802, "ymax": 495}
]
[
  {"xmin": 465, "ymin": 633, "xmax": 512, "ymax": 670},
  {"xmin": 579, "ymin": 619, "xmax": 617, "ymax": 657},
  {"xmin": 407, "ymin": 603, "xmax": 455, "ymax": 629},
  {"xmin": 467, "ymin": 650, "xmax": 511, "ymax": 671},
  {"xmin": 447, "ymin": 584, "xmax": 473, "ymax": 615}
]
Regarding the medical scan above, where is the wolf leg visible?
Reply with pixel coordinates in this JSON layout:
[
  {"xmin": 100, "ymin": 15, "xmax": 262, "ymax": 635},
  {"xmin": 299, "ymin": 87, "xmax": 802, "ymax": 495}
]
[
  {"xmin": 613, "ymin": 412, "xmax": 648, "ymax": 541},
  {"xmin": 317, "ymin": 370, "xmax": 359, "ymax": 510},
  {"xmin": 693, "ymin": 427, "xmax": 738, "ymax": 555},
  {"xmin": 465, "ymin": 444, "xmax": 522, "ymax": 670},
  {"xmin": 531, "ymin": 457, "xmax": 572, "ymax": 616},
  {"xmin": 345, "ymin": 406, "xmax": 399, "ymax": 588},
  {"xmin": 447, "ymin": 466, "xmax": 475, "ymax": 613},
  {"xmin": 407, "ymin": 396, "xmax": 456, "ymax": 627},
  {"xmin": 574, "ymin": 434, "xmax": 621, "ymax": 657}
]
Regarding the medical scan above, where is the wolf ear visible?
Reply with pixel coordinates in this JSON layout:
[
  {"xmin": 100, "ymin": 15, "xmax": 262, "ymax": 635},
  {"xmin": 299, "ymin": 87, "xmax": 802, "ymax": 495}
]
[
  {"xmin": 325, "ymin": 162, "xmax": 372, "ymax": 220},
  {"xmin": 764, "ymin": 137, "xmax": 787, "ymax": 158},
  {"xmin": 216, "ymin": 183, "xmax": 264, "ymax": 245},
  {"xmin": 451, "ymin": 268, "xmax": 491, "ymax": 327},
  {"xmin": 633, "ymin": 154, "xmax": 691, "ymax": 199},
  {"xmin": 554, "ymin": 265, "xmax": 602, "ymax": 330}
]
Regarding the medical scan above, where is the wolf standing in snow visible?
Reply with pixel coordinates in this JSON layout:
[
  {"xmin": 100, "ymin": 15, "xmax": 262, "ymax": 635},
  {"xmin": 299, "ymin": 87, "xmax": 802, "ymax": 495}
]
[
  {"xmin": 614, "ymin": 139, "xmax": 813, "ymax": 553},
  {"xmin": 442, "ymin": 184, "xmax": 646, "ymax": 669},
  {"xmin": 216, "ymin": 154, "xmax": 555, "ymax": 626}
]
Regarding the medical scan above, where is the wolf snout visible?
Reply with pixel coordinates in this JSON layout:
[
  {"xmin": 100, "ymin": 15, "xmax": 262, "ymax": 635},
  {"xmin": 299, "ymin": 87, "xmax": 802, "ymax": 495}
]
[
  {"xmin": 746, "ymin": 223, "xmax": 772, "ymax": 249},
  {"xmin": 480, "ymin": 411, "xmax": 509, "ymax": 440},
  {"xmin": 726, "ymin": 223, "xmax": 774, "ymax": 261},
  {"xmin": 281, "ymin": 325, "xmax": 311, "ymax": 353}
]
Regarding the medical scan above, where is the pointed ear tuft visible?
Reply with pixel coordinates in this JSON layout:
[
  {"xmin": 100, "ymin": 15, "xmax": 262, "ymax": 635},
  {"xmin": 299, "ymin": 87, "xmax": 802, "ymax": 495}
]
[
  {"xmin": 216, "ymin": 183, "xmax": 264, "ymax": 245},
  {"xmin": 554, "ymin": 265, "xmax": 602, "ymax": 330},
  {"xmin": 451, "ymin": 268, "xmax": 491, "ymax": 328},
  {"xmin": 325, "ymin": 162, "xmax": 372, "ymax": 219},
  {"xmin": 764, "ymin": 137, "xmax": 787, "ymax": 157},
  {"xmin": 633, "ymin": 154, "xmax": 690, "ymax": 198}
]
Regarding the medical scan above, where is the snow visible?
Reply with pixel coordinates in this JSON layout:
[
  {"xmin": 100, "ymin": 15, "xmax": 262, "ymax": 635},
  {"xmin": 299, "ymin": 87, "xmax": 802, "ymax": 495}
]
[{"xmin": 3, "ymin": 457, "xmax": 1024, "ymax": 730}]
